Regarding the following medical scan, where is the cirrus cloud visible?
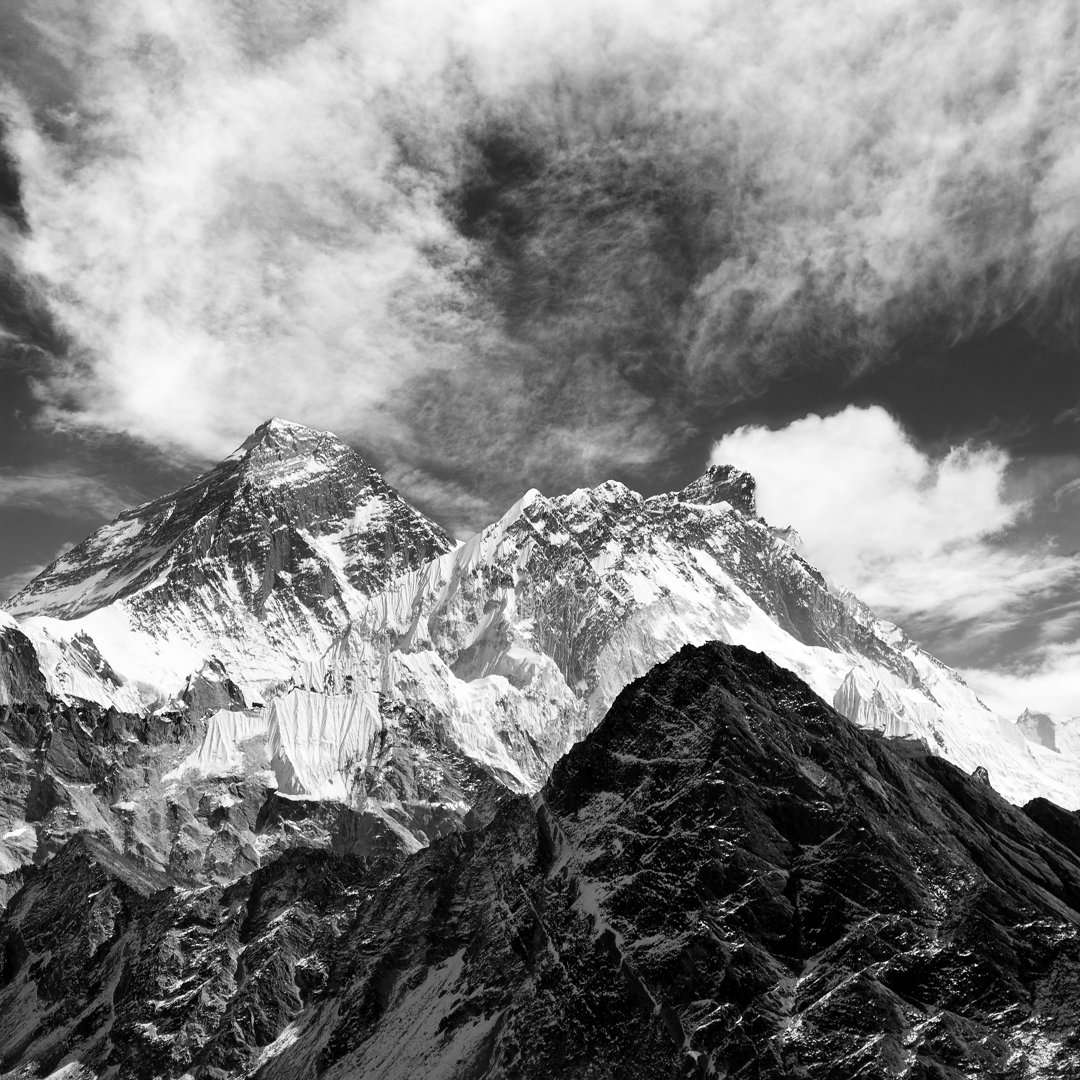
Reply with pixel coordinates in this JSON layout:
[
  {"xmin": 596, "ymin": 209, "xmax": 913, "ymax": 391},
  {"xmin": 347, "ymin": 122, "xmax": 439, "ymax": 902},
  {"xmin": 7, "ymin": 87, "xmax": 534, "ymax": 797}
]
[{"xmin": 0, "ymin": 464, "xmax": 134, "ymax": 518}]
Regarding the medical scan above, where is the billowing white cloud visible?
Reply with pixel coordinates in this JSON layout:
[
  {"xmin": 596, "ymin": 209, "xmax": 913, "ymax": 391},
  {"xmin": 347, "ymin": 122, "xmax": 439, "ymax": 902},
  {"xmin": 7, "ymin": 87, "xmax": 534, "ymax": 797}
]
[{"xmin": 710, "ymin": 406, "xmax": 1080, "ymax": 715}]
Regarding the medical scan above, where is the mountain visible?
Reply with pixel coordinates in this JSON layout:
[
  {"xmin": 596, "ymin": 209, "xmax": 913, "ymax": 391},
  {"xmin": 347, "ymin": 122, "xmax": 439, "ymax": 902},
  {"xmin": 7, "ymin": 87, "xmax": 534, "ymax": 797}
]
[
  {"xmin": 308, "ymin": 462, "xmax": 1079, "ymax": 807},
  {"xmin": 6, "ymin": 418, "xmax": 452, "ymax": 699},
  {"xmin": 1, "ymin": 417, "xmax": 1078, "ymax": 892},
  {"xmin": 0, "ymin": 421, "xmax": 470, "ymax": 887},
  {"xmin": 3, "ymin": 643, "xmax": 1079, "ymax": 1079}
]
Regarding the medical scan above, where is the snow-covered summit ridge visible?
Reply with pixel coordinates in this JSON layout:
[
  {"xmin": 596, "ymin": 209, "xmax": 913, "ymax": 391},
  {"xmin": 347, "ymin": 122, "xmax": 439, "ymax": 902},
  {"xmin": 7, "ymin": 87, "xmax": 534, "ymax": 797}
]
[
  {"xmin": 307, "ymin": 461, "xmax": 1080, "ymax": 807},
  {"xmin": 6, "ymin": 418, "xmax": 453, "ymax": 692},
  {"xmin": 240, "ymin": 415, "xmax": 330, "ymax": 445}
]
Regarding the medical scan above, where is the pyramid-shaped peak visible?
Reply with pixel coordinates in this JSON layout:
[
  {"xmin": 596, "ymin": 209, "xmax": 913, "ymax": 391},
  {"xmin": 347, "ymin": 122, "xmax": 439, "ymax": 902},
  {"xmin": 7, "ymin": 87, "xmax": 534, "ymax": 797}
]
[
  {"xmin": 237, "ymin": 417, "xmax": 341, "ymax": 453},
  {"xmin": 226, "ymin": 418, "xmax": 363, "ymax": 480},
  {"xmin": 678, "ymin": 464, "xmax": 757, "ymax": 516},
  {"xmin": 202, "ymin": 417, "xmax": 374, "ymax": 496}
]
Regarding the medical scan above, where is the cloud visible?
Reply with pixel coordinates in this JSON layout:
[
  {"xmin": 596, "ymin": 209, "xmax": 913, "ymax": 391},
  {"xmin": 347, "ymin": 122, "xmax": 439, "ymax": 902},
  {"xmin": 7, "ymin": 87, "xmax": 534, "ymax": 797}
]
[
  {"xmin": 0, "ymin": 465, "xmax": 133, "ymax": 517},
  {"xmin": 0, "ymin": 0, "xmax": 1079, "ymax": 520},
  {"xmin": 962, "ymin": 638, "xmax": 1080, "ymax": 721},
  {"xmin": 710, "ymin": 406, "xmax": 1080, "ymax": 661}
]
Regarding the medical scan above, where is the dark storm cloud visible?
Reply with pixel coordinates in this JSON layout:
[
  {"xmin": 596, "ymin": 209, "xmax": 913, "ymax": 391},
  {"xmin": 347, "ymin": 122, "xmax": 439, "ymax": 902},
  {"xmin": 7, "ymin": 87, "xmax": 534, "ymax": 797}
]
[{"xmin": 0, "ymin": 0, "xmax": 1077, "ymax": 526}]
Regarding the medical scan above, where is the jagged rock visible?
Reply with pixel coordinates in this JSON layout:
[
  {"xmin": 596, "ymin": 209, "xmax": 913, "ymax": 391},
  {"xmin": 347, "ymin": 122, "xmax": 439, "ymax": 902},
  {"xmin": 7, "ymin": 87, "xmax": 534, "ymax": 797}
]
[
  {"xmin": 4, "ymin": 643, "xmax": 1080, "ymax": 1078},
  {"xmin": 1019, "ymin": 707, "xmax": 1059, "ymax": 752},
  {"xmin": 181, "ymin": 658, "xmax": 248, "ymax": 719},
  {"xmin": 0, "ymin": 616, "xmax": 47, "ymax": 709}
]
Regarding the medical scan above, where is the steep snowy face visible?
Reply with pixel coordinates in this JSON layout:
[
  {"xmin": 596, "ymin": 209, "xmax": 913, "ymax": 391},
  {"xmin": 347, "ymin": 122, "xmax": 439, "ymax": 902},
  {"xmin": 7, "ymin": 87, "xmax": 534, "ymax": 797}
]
[
  {"xmin": 321, "ymin": 463, "xmax": 1080, "ymax": 806},
  {"xmin": 6, "ymin": 418, "xmax": 453, "ymax": 694}
]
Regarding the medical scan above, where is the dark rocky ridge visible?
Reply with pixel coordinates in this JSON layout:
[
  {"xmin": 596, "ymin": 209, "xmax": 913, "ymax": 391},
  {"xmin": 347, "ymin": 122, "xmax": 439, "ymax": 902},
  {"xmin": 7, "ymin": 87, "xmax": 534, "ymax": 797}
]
[
  {"xmin": 0, "ymin": 622, "xmax": 48, "ymax": 709},
  {"xmin": 0, "ymin": 685, "xmax": 510, "ymax": 906},
  {"xmin": 2, "ymin": 642, "xmax": 1079, "ymax": 1078}
]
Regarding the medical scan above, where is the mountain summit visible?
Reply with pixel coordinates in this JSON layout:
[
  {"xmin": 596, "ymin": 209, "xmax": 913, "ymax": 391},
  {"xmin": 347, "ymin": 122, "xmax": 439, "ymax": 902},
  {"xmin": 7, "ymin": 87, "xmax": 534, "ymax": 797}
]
[{"xmin": 7, "ymin": 418, "xmax": 452, "ymax": 689}]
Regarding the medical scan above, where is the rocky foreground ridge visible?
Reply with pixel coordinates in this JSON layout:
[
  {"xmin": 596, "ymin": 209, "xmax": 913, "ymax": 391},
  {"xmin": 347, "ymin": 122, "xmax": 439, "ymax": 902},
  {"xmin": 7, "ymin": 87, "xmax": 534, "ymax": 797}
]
[{"xmin": 3, "ymin": 643, "xmax": 1080, "ymax": 1079}]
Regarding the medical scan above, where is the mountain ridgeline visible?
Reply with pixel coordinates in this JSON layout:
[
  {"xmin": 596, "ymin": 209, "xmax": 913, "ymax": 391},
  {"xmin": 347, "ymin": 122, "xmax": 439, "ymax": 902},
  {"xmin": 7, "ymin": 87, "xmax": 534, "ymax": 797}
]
[{"xmin": 0, "ymin": 419, "xmax": 1078, "ymax": 1077}]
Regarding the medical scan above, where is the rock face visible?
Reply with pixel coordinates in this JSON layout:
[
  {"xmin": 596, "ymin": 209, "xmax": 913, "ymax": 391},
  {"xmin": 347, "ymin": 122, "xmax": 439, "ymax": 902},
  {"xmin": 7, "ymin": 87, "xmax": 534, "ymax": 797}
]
[
  {"xmin": 180, "ymin": 658, "xmax": 248, "ymax": 719},
  {"xmin": 3, "ymin": 643, "xmax": 1080, "ymax": 1079},
  {"xmin": 0, "ymin": 615, "xmax": 48, "ymax": 709},
  {"xmin": 1018, "ymin": 707, "xmax": 1080, "ymax": 762},
  {"xmin": 1019, "ymin": 707, "xmax": 1059, "ymax": 751}
]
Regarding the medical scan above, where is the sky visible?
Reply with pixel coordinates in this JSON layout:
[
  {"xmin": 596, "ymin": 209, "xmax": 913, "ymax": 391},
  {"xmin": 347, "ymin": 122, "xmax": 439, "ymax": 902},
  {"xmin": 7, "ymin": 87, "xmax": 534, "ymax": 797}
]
[{"xmin": 0, "ymin": 0, "xmax": 1077, "ymax": 718}]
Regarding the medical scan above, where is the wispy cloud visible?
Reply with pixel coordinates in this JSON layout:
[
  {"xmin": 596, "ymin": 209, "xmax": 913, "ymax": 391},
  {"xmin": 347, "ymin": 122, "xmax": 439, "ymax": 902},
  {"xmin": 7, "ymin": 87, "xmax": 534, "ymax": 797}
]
[
  {"xmin": 710, "ymin": 406, "xmax": 1080, "ymax": 681},
  {"xmin": 3, "ymin": 1, "xmax": 1080, "ymax": 517},
  {"xmin": 0, "ymin": 465, "xmax": 132, "ymax": 517},
  {"xmin": 0, "ymin": 562, "xmax": 42, "ymax": 603}
]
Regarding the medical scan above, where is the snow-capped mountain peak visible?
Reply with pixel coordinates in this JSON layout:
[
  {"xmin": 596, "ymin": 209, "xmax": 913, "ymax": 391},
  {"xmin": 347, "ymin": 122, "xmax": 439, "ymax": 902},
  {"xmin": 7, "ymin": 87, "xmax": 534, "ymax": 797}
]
[
  {"xmin": 6, "ymin": 418, "xmax": 453, "ymax": 695},
  {"xmin": 676, "ymin": 462, "xmax": 757, "ymax": 515},
  {"xmin": 224, "ymin": 416, "xmax": 351, "ymax": 483}
]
